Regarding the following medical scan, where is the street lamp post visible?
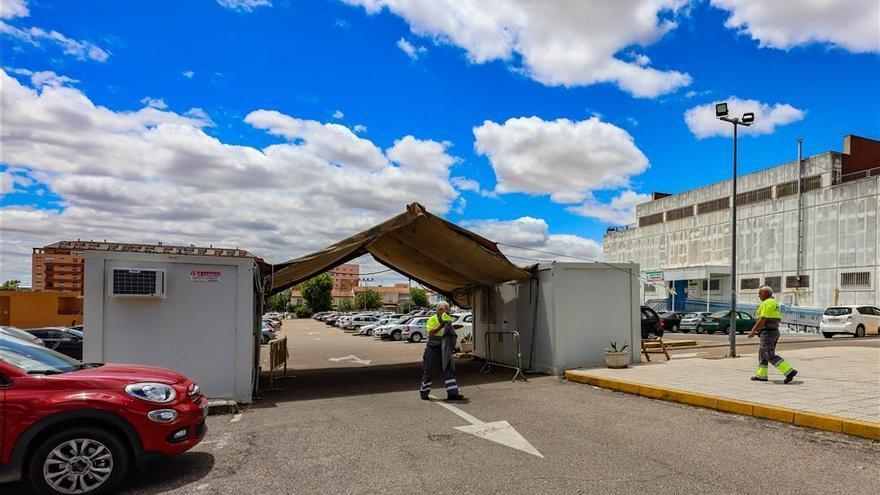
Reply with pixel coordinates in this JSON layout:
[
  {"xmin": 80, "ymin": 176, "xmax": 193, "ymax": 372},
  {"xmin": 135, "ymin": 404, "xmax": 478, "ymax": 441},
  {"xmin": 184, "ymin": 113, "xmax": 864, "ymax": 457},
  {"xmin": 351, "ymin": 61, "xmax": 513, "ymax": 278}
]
[{"xmin": 716, "ymin": 103, "xmax": 755, "ymax": 358}]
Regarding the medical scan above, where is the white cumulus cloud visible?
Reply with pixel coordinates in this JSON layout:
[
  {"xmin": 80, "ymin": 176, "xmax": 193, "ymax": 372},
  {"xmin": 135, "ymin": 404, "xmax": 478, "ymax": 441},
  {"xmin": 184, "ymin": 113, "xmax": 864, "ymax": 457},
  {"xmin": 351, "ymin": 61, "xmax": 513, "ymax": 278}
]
[
  {"xmin": 567, "ymin": 190, "xmax": 651, "ymax": 225},
  {"xmin": 684, "ymin": 97, "xmax": 806, "ymax": 139},
  {"xmin": 0, "ymin": 19, "xmax": 110, "ymax": 62},
  {"xmin": 473, "ymin": 116, "xmax": 649, "ymax": 204},
  {"xmin": 342, "ymin": 0, "xmax": 692, "ymax": 98},
  {"xmin": 397, "ymin": 37, "xmax": 427, "ymax": 59},
  {"xmin": 217, "ymin": 0, "xmax": 273, "ymax": 12},
  {"xmin": 0, "ymin": 0, "xmax": 28, "ymax": 19},
  {"xmin": 0, "ymin": 69, "xmax": 463, "ymax": 284},
  {"xmin": 712, "ymin": 0, "xmax": 880, "ymax": 53},
  {"xmin": 332, "ymin": 110, "xmax": 345, "ymax": 119},
  {"xmin": 463, "ymin": 217, "xmax": 603, "ymax": 264}
]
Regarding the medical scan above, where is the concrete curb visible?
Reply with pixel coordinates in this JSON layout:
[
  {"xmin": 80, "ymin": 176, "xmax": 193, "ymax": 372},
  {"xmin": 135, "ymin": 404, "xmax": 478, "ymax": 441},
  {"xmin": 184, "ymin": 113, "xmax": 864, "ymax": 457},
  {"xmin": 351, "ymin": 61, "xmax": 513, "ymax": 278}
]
[
  {"xmin": 645, "ymin": 340, "xmax": 697, "ymax": 349},
  {"xmin": 564, "ymin": 370, "xmax": 880, "ymax": 441}
]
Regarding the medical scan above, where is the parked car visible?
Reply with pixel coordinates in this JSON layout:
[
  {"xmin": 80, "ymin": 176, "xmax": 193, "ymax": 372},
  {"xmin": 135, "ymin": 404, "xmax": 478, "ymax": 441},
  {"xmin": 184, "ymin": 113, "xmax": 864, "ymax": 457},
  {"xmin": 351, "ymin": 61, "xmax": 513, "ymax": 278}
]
[
  {"xmin": 0, "ymin": 334, "xmax": 207, "ymax": 495},
  {"xmin": 358, "ymin": 318, "xmax": 392, "ymax": 336},
  {"xmin": 700, "ymin": 311, "xmax": 756, "ymax": 334},
  {"xmin": 820, "ymin": 305, "xmax": 880, "ymax": 338},
  {"xmin": 659, "ymin": 312, "xmax": 687, "ymax": 333},
  {"xmin": 452, "ymin": 313, "xmax": 474, "ymax": 348},
  {"xmin": 374, "ymin": 317, "xmax": 414, "ymax": 341},
  {"xmin": 400, "ymin": 317, "xmax": 430, "ymax": 342},
  {"xmin": 344, "ymin": 315, "xmax": 379, "ymax": 331},
  {"xmin": 25, "ymin": 327, "xmax": 83, "ymax": 359},
  {"xmin": 640, "ymin": 306, "xmax": 663, "ymax": 339},
  {"xmin": 679, "ymin": 312, "xmax": 712, "ymax": 333},
  {"xmin": 262, "ymin": 318, "xmax": 281, "ymax": 331},
  {"xmin": 261, "ymin": 321, "xmax": 276, "ymax": 345},
  {"xmin": 0, "ymin": 326, "xmax": 44, "ymax": 346}
]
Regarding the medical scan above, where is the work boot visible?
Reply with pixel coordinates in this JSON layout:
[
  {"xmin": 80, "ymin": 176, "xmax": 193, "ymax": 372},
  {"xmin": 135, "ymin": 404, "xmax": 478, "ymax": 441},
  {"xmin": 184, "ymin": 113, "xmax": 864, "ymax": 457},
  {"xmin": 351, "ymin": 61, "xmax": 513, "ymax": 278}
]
[
  {"xmin": 446, "ymin": 394, "xmax": 466, "ymax": 401},
  {"xmin": 784, "ymin": 369, "xmax": 798, "ymax": 384},
  {"xmin": 420, "ymin": 393, "xmax": 430, "ymax": 400},
  {"xmin": 750, "ymin": 376, "xmax": 767, "ymax": 382}
]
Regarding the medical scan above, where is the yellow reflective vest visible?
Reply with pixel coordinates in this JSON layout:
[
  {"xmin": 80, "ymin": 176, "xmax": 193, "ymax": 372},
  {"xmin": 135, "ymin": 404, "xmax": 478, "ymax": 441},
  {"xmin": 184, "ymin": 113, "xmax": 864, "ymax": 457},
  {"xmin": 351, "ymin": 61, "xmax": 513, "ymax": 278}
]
[
  {"xmin": 756, "ymin": 298, "xmax": 782, "ymax": 319},
  {"xmin": 426, "ymin": 313, "xmax": 454, "ymax": 338}
]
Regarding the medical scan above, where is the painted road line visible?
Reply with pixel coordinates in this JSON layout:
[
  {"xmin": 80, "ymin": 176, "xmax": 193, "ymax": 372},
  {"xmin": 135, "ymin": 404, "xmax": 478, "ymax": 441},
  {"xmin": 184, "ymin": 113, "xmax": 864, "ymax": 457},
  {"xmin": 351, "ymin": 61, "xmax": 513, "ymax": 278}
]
[
  {"xmin": 429, "ymin": 395, "xmax": 544, "ymax": 458},
  {"xmin": 230, "ymin": 413, "xmax": 242, "ymax": 423},
  {"xmin": 329, "ymin": 355, "xmax": 372, "ymax": 365}
]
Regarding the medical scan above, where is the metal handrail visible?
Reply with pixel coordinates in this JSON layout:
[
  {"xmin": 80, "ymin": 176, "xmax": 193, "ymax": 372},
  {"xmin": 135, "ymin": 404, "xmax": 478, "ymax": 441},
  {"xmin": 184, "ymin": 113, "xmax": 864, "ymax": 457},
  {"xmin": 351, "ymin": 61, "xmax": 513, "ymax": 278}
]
[{"xmin": 480, "ymin": 330, "xmax": 526, "ymax": 382}]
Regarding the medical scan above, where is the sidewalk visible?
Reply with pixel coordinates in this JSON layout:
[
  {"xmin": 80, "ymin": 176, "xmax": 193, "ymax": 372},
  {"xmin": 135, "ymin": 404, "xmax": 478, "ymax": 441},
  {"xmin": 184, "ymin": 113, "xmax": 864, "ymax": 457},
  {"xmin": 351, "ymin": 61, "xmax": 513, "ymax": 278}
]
[{"xmin": 566, "ymin": 345, "xmax": 880, "ymax": 439}]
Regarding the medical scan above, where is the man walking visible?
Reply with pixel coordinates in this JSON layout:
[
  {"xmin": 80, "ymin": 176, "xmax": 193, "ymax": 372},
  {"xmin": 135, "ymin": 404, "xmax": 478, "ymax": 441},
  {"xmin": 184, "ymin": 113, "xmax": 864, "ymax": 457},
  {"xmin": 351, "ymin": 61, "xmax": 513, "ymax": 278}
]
[
  {"xmin": 419, "ymin": 302, "xmax": 466, "ymax": 401},
  {"xmin": 748, "ymin": 286, "xmax": 799, "ymax": 383}
]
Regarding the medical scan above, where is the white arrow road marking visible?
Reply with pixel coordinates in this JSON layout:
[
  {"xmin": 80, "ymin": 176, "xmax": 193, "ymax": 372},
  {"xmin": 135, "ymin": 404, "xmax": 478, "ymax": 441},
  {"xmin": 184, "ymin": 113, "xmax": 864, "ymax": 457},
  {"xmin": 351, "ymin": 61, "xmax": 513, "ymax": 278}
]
[
  {"xmin": 429, "ymin": 395, "xmax": 543, "ymax": 458},
  {"xmin": 328, "ymin": 355, "xmax": 372, "ymax": 366},
  {"xmin": 230, "ymin": 413, "xmax": 242, "ymax": 423},
  {"xmin": 307, "ymin": 332, "xmax": 318, "ymax": 335},
  {"xmin": 314, "ymin": 337, "xmax": 323, "ymax": 341}
]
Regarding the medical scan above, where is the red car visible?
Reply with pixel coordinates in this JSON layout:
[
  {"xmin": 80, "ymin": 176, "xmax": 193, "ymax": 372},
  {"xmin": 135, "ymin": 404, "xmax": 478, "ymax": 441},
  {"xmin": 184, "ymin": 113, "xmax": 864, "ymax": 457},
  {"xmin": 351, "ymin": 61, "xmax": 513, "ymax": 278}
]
[{"xmin": 0, "ymin": 334, "xmax": 207, "ymax": 495}]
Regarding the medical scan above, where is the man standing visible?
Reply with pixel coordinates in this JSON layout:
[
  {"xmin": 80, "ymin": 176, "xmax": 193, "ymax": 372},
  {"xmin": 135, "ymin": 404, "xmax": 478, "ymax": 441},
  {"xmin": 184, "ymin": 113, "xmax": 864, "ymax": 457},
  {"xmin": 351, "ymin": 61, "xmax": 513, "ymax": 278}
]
[
  {"xmin": 748, "ymin": 286, "xmax": 799, "ymax": 384},
  {"xmin": 419, "ymin": 302, "xmax": 466, "ymax": 401}
]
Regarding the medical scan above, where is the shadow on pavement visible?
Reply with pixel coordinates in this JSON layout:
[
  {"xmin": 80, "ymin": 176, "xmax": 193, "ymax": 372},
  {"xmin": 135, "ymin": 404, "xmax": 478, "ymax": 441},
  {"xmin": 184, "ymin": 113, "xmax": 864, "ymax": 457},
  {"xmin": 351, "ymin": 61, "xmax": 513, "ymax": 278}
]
[
  {"xmin": 120, "ymin": 452, "xmax": 215, "ymax": 494},
  {"xmin": 253, "ymin": 358, "xmax": 532, "ymax": 408},
  {"xmin": 4, "ymin": 452, "xmax": 215, "ymax": 495}
]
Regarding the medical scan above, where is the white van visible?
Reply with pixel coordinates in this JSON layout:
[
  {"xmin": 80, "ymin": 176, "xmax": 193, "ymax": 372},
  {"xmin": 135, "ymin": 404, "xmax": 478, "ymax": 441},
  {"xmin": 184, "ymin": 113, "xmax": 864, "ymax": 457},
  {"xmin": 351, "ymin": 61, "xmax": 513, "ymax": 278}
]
[{"xmin": 820, "ymin": 306, "xmax": 880, "ymax": 338}]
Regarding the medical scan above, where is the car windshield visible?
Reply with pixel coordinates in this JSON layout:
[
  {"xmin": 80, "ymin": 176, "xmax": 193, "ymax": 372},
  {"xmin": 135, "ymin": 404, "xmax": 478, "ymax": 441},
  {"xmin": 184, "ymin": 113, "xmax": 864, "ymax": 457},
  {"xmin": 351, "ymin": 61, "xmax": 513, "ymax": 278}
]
[
  {"xmin": 710, "ymin": 311, "xmax": 729, "ymax": 318},
  {"xmin": 2, "ymin": 326, "xmax": 38, "ymax": 341},
  {"xmin": 0, "ymin": 336, "xmax": 83, "ymax": 374},
  {"xmin": 824, "ymin": 307, "xmax": 852, "ymax": 316}
]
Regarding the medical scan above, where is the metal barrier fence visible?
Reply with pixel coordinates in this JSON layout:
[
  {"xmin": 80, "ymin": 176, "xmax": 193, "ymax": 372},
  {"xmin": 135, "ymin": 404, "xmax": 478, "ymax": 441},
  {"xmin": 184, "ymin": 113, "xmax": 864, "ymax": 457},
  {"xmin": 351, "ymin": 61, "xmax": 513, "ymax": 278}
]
[
  {"xmin": 480, "ymin": 331, "xmax": 526, "ymax": 382},
  {"xmin": 675, "ymin": 299, "xmax": 823, "ymax": 333},
  {"xmin": 268, "ymin": 336, "xmax": 289, "ymax": 389}
]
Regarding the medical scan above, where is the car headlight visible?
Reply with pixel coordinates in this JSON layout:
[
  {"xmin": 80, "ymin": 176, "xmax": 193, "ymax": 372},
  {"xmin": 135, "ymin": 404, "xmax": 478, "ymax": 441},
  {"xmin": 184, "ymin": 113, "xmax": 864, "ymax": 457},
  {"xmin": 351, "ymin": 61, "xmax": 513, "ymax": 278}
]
[{"xmin": 125, "ymin": 382, "xmax": 177, "ymax": 403}]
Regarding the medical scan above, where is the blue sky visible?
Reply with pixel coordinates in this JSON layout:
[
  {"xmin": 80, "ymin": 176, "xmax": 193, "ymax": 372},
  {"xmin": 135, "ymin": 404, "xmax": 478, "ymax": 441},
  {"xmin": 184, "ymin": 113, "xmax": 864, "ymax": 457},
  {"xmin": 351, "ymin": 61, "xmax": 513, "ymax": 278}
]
[{"xmin": 1, "ymin": 0, "xmax": 878, "ymax": 284}]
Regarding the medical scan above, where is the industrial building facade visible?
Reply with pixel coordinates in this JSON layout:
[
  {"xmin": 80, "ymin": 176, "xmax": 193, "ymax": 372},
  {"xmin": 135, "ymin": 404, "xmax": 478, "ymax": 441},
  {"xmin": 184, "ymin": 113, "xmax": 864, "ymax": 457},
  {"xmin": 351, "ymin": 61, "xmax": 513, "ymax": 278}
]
[{"xmin": 604, "ymin": 135, "xmax": 880, "ymax": 310}]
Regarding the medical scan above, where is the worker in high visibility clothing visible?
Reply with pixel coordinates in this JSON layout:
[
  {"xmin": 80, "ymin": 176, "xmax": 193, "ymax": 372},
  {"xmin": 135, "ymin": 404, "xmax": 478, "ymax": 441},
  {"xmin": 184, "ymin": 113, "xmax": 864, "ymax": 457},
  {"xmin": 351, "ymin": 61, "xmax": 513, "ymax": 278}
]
[
  {"xmin": 748, "ymin": 286, "xmax": 799, "ymax": 383},
  {"xmin": 419, "ymin": 302, "xmax": 466, "ymax": 401}
]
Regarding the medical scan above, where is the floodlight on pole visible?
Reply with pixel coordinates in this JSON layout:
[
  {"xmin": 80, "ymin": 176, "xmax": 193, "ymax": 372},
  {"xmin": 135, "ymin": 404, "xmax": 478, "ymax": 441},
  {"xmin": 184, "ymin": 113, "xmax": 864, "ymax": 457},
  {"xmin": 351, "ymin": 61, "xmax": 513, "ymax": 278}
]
[{"xmin": 715, "ymin": 102, "xmax": 755, "ymax": 359}]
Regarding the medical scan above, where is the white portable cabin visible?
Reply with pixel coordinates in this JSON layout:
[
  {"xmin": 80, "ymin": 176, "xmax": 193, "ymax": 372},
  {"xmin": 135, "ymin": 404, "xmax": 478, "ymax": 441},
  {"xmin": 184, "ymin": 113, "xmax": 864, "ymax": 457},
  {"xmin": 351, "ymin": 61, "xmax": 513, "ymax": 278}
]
[
  {"xmin": 473, "ymin": 262, "xmax": 641, "ymax": 374},
  {"xmin": 83, "ymin": 246, "xmax": 263, "ymax": 403}
]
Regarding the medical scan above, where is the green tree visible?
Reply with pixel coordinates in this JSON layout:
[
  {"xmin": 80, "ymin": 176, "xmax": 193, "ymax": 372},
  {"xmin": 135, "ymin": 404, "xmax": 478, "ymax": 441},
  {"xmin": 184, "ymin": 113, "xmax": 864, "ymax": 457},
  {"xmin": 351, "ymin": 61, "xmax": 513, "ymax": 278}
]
[
  {"xmin": 338, "ymin": 298, "xmax": 355, "ymax": 311},
  {"xmin": 398, "ymin": 300, "xmax": 416, "ymax": 314},
  {"xmin": 265, "ymin": 288, "xmax": 291, "ymax": 312},
  {"xmin": 1, "ymin": 280, "xmax": 21, "ymax": 291},
  {"xmin": 301, "ymin": 274, "xmax": 333, "ymax": 312},
  {"xmin": 354, "ymin": 289, "xmax": 383, "ymax": 310},
  {"xmin": 409, "ymin": 287, "xmax": 428, "ymax": 307}
]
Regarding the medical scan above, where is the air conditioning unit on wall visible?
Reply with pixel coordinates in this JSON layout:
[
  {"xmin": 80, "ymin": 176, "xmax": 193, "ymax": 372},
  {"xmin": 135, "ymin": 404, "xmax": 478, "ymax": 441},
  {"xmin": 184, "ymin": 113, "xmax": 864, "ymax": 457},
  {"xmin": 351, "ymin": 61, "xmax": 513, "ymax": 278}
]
[{"xmin": 110, "ymin": 268, "xmax": 167, "ymax": 298}]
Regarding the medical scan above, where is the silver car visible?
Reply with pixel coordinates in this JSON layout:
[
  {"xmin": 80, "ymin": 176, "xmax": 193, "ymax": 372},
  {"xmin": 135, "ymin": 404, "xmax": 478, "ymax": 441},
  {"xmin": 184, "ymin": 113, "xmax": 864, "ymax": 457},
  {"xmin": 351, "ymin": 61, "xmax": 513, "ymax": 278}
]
[
  {"xmin": 0, "ymin": 326, "xmax": 45, "ymax": 346},
  {"xmin": 679, "ymin": 312, "xmax": 712, "ymax": 333}
]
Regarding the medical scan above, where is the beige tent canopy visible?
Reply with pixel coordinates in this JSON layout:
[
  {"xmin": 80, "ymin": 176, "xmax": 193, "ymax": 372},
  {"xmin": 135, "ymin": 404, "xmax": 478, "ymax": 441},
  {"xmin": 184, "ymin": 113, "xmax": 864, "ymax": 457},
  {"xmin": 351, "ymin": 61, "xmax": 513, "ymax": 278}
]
[{"xmin": 267, "ymin": 203, "xmax": 532, "ymax": 307}]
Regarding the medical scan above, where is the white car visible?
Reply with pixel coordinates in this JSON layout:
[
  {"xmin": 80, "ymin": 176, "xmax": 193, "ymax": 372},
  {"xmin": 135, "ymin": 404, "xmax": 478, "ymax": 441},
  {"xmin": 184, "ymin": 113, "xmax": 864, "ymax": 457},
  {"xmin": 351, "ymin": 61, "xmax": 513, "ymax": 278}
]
[
  {"xmin": 820, "ymin": 305, "xmax": 880, "ymax": 338},
  {"xmin": 678, "ymin": 312, "xmax": 712, "ymax": 333},
  {"xmin": 452, "ymin": 313, "xmax": 473, "ymax": 348},
  {"xmin": 374, "ymin": 316, "xmax": 414, "ymax": 341}
]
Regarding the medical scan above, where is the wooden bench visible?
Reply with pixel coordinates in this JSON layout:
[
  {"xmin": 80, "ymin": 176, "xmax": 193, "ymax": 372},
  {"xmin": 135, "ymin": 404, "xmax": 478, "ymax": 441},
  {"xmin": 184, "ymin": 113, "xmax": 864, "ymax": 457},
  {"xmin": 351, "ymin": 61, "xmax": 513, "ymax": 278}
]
[{"xmin": 641, "ymin": 338, "xmax": 670, "ymax": 362}]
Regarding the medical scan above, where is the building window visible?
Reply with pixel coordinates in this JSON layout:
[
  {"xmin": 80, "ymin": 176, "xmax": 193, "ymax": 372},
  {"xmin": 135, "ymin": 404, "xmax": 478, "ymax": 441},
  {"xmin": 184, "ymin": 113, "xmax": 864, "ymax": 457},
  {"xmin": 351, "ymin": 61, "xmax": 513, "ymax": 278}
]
[
  {"xmin": 638, "ymin": 212, "xmax": 664, "ymax": 227},
  {"xmin": 775, "ymin": 181, "xmax": 798, "ymax": 198},
  {"xmin": 801, "ymin": 175, "xmax": 822, "ymax": 192},
  {"xmin": 736, "ymin": 186, "xmax": 773, "ymax": 206},
  {"xmin": 841, "ymin": 272, "xmax": 870, "ymax": 288},
  {"xmin": 776, "ymin": 175, "xmax": 822, "ymax": 198},
  {"xmin": 702, "ymin": 279, "xmax": 720, "ymax": 291},
  {"xmin": 479, "ymin": 287, "xmax": 497, "ymax": 324},
  {"xmin": 786, "ymin": 275, "xmax": 810, "ymax": 288},
  {"xmin": 697, "ymin": 197, "xmax": 730, "ymax": 215},
  {"xmin": 764, "ymin": 276, "xmax": 782, "ymax": 294},
  {"xmin": 665, "ymin": 205, "xmax": 694, "ymax": 222},
  {"xmin": 740, "ymin": 278, "xmax": 760, "ymax": 290}
]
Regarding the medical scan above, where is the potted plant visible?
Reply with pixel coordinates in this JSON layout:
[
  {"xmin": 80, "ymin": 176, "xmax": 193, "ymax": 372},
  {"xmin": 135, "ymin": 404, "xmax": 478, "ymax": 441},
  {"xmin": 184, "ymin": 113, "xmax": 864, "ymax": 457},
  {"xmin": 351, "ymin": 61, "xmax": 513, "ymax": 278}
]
[
  {"xmin": 604, "ymin": 341, "xmax": 630, "ymax": 369},
  {"xmin": 458, "ymin": 333, "xmax": 474, "ymax": 354}
]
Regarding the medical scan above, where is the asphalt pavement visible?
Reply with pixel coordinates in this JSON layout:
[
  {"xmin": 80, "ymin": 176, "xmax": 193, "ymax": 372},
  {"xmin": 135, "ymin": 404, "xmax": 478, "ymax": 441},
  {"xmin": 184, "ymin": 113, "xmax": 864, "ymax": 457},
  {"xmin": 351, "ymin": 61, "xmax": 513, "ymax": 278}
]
[{"xmin": 7, "ymin": 319, "xmax": 878, "ymax": 494}]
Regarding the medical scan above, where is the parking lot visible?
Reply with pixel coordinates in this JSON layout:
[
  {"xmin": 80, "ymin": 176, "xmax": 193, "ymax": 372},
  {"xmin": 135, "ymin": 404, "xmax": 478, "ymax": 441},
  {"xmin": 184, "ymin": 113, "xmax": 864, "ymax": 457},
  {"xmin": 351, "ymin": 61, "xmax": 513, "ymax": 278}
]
[{"xmin": 11, "ymin": 318, "xmax": 877, "ymax": 495}]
